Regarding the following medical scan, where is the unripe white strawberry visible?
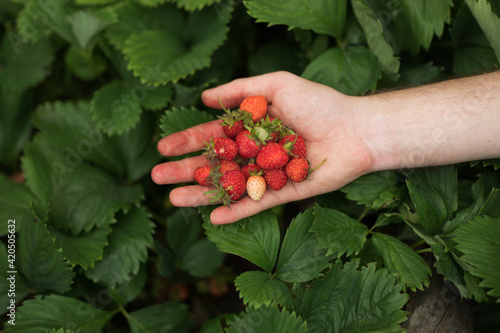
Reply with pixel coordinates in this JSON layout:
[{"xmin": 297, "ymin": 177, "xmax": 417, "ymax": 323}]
[{"xmin": 246, "ymin": 175, "xmax": 266, "ymax": 201}]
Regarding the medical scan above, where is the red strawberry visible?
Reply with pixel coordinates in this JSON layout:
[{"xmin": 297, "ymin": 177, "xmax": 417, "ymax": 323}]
[
  {"xmin": 240, "ymin": 96, "xmax": 268, "ymax": 123},
  {"xmin": 222, "ymin": 120, "xmax": 245, "ymax": 139},
  {"xmin": 218, "ymin": 97, "xmax": 251, "ymax": 138},
  {"xmin": 247, "ymin": 175, "xmax": 266, "ymax": 201},
  {"xmin": 264, "ymin": 168, "xmax": 288, "ymax": 191},
  {"xmin": 285, "ymin": 157, "xmax": 309, "ymax": 182},
  {"xmin": 236, "ymin": 130, "xmax": 261, "ymax": 159},
  {"xmin": 219, "ymin": 160, "xmax": 240, "ymax": 175},
  {"xmin": 214, "ymin": 137, "xmax": 238, "ymax": 160},
  {"xmin": 194, "ymin": 165, "xmax": 212, "ymax": 186},
  {"xmin": 278, "ymin": 134, "xmax": 307, "ymax": 158},
  {"xmin": 256, "ymin": 142, "xmax": 289, "ymax": 170},
  {"xmin": 241, "ymin": 163, "xmax": 262, "ymax": 180},
  {"xmin": 219, "ymin": 170, "xmax": 246, "ymax": 201}
]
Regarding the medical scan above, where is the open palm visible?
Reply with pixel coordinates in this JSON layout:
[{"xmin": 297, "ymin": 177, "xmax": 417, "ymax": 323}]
[{"xmin": 151, "ymin": 72, "xmax": 373, "ymax": 224}]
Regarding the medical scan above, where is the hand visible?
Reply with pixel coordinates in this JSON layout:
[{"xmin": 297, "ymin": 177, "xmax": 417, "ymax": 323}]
[{"xmin": 151, "ymin": 71, "xmax": 374, "ymax": 224}]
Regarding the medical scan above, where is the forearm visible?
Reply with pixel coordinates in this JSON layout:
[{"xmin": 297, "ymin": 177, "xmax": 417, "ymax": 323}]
[{"xmin": 354, "ymin": 71, "xmax": 500, "ymax": 171}]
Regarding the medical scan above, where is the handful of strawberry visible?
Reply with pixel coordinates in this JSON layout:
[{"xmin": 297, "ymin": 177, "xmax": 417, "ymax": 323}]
[{"xmin": 194, "ymin": 95, "xmax": 324, "ymax": 205}]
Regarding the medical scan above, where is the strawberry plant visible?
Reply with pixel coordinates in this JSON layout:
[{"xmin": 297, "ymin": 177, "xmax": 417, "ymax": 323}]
[{"xmin": 1, "ymin": 0, "xmax": 500, "ymax": 332}]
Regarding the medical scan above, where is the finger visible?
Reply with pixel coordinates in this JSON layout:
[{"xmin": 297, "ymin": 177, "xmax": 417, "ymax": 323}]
[
  {"xmin": 201, "ymin": 71, "xmax": 298, "ymax": 109},
  {"xmin": 157, "ymin": 120, "xmax": 224, "ymax": 156},
  {"xmin": 169, "ymin": 185, "xmax": 214, "ymax": 207},
  {"xmin": 151, "ymin": 155, "xmax": 210, "ymax": 185},
  {"xmin": 209, "ymin": 194, "xmax": 282, "ymax": 225}
]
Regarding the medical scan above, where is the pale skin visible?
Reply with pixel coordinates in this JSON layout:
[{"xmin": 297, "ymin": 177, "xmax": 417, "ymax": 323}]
[{"xmin": 151, "ymin": 70, "xmax": 500, "ymax": 225}]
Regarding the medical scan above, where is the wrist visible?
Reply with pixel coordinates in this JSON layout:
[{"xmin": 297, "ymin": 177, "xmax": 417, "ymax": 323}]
[{"xmin": 349, "ymin": 94, "xmax": 396, "ymax": 172}]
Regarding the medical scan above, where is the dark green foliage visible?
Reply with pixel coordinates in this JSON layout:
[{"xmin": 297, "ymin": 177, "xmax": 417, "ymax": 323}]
[{"xmin": 1, "ymin": 0, "xmax": 500, "ymax": 331}]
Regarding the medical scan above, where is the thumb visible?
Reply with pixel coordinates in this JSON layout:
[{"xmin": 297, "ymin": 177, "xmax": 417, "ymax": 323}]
[{"xmin": 201, "ymin": 71, "xmax": 298, "ymax": 109}]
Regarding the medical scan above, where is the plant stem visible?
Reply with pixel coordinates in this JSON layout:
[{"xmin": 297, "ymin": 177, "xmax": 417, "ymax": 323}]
[
  {"xmin": 118, "ymin": 303, "xmax": 129, "ymax": 319},
  {"xmin": 411, "ymin": 239, "xmax": 426, "ymax": 249},
  {"xmin": 416, "ymin": 247, "xmax": 432, "ymax": 254},
  {"xmin": 357, "ymin": 206, "xmax": 370, "ymax": 222}
]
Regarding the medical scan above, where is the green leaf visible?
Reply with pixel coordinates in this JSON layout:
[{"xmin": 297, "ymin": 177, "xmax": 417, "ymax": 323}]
[
  {"xmin": 0, "ymin": 244, "xmax": 28, "ymax": 315},
  {"xmin": 312, "ymin": 205, "xmax": 368, "ymax": 257},
  {"xmin": 302, "ymin": 46, "xmax": 381, "ymax": 95},
  {"xmin": 90, "ymin": 80, "xmax": 143, "ymax": 135},
  {"xmin": 85, "ymin": 207, "xmax": 154, "ymax": 287},
  {"xmin": 442, "ymin": 172, "xmax": 500, "ymax": 234},
  {"xmin": 275, "ymin": 210, "xmax": 330, "ymax": 283},
  {"xmin": 121, "ymin": 2, "xmax": 232, "ymax": 85},
  {"xmin": 245, "ymin": 0, "xmax": 346, "ymax": 39},
  {"xmin": 372, "ymin": 232, "xmax": 431, "ymax": 291},
  {"xmin": 21, "ymin": 135, "xmax": 67, "ymax": 202},
  {"xmin": 67, "ymin": 8, "xmax": 117, "ymax": 50},
  {"xmin": 140, "ymin": 84, "xmax": 173, "ymax": 110},
  {"xmin": 110, "ymin": 264, "xmax": 147, "ymax": 305},
  {"xmin": 454, "ymin": 216, "xmax": 500, "ymax": 301},
  {"xmin": 478, "ymin": 159, "xmax": 500, "ymax": 170},
  {"xmin": 0, "ymin": 89, "xmax": 33, "ymax": 170},
  {"xmin": 247, "ymin": 41, "xmax": 303, "ymax": 77},
  {"xmin": 108, "ymin": 111, "xmax": 161, "ymax": 182},
  {"xmin": 204, "ymin": 210, "xmax": 280, "ymax": 273},
  {"xmin": 166, "ymin": 208, "xmax": 202, "ymax": 257},
  {"xmin": 453, "ymin": 45, "xmax": 498, "ymax": 76},
  {"xmin": 0, "ymin": 37, "xmax": 53, "ymax": 90},
  {"xmin": 160, "ymin": 106, "xmax": 216, "ymax": 137},
  {"xmin": 200, "ymin": 314, "xmax": 236, "ymax": 333},
  {"xmin": 393, "ymin": 0, "xmax": 453, "ymax": 54},
  {"xmin": 405, "ymin": 165, "xmax": 458, "ymax": 235},
  {"xmin": 32, "ymin": 100, "xmax": 125, "ymax": 177},
  {"xmin": 105, "ymin": 2, "xmax": 182, "ymax": 51},
  {"xmin": 162, "ymin": 0, "xmax": 222, "ymax": 11},
  {"xmin": 4, "ymin": 294, "xmax": 114, "ymax": 333},
  {"xmin": 0, "ymin": 175, "xmax": 35, "ymax": 237},
  {"xmin": 432, "ymin": 242, "xmax": 486, "ymax": 301},
  {"xmin": 181, "ymin": 239, "xmax": 225, "ymax": 277},
  {"xmin": 50, "ymin": 164, "xmax": 143, "ymax": 235},
  {"xmin": 226, "ymin": 305, "xmax": 307, "ymax": 333},
  {"xmin": 478, "ymin": 188, "xmax": 500, "ymax": 217},
  {"xmin": 235, "ymin": 271, "xmax": 292, "ymax": 308},
  {"xmin": 127, "ymin": 301, "xmax": 190, "ymax": 333},
  {"xmin": 18, "ymin": 219, "xmax": 74, "ymax": 294},
  {"xmin": 76, "ymin": 0, "xmax": 119, "ymax": 4},
  {"xmin": 466, "ymin": 0, "xmax": 500, "ymax": 63},
  {"xmin": 49, "ymin": 223, "xmax": 113, "ymax": 269},
  {"xmin": 64, "ymin": 46, "xmax": 106, "ymax": 81},
  {"xmin": 156, "ymin": 241, "xmax": 176, "ymax": 278},
  {"xmin": 296, "ymin": 261, "xmax": 408, "ymax": 333},
  {"xmin": 340, "ymin": 171, "xmax": 404, "ymax": 209},
  {"xmin": 16, "ymin": 0, "xmax": 78, "ymax": 45},
  {"xmin": 351, "ymin": 0, "xmax": 400, "ymax": 79}
]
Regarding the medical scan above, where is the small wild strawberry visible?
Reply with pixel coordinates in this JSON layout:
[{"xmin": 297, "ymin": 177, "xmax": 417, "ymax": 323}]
[
  {"xmin": 220, "ymin": 170, "xmax": 246, "ymax": 201},
  {"xmin": 218, "ymin": 96, "xmax": 252, "ymax": 138},
  {"xmin": 264, "ymin": 168, "xmax": 288, "ymax": 191},
  {"xmin": 278, "ymin": 134, "xmax": 307, "ymax": 158},
  {"xmin": 285, "ymin": 157, "xmax": 309, "ymax": 183},
  {"xmin": 240, "ymin": 95, "xmax": 268, "ymax": 123},
  {"xmin": 219, "ymin": 160, "xmax": 240, "ymax": 175},
  {"xmin": 256, "ymin": 142, "xmax": 289, "ymax": 170},
  {"xmin": 222, "ymin": 120, "xmax": 245, "ymax": 139},
  {"xmin": 236, "ymin": 130, "xmax": 261, "ymax": 159},
  {"xmin": 194, "ymin": 165, "xmax": 212, "ymax": 186},
  {"xmin": 214, "ymin": 137, "xmax": 238, "ymax": 161},
  {"xmin": 247, "ymin": 175, "xmax": 266, "ymax": 201},
  {"xmin": 241, "ymin": 162, "xmax": 262, "ymax": 181}
]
